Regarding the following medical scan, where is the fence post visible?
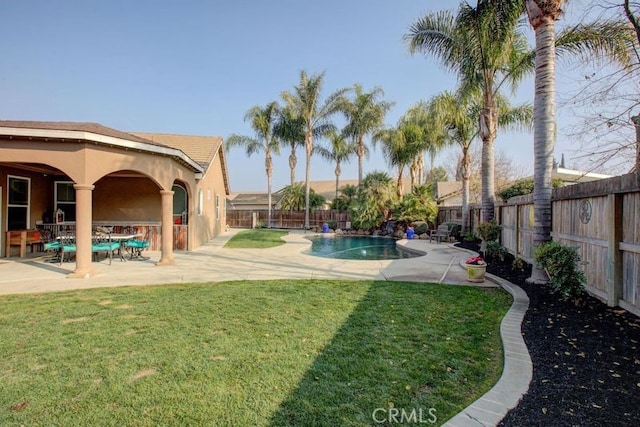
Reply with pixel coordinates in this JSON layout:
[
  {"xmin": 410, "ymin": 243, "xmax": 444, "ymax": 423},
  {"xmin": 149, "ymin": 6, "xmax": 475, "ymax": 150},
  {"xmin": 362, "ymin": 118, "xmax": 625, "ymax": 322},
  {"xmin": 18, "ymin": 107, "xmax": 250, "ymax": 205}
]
[{"xmin": 606, "ymin": 193, "xmax": 623, "ymax": 307}]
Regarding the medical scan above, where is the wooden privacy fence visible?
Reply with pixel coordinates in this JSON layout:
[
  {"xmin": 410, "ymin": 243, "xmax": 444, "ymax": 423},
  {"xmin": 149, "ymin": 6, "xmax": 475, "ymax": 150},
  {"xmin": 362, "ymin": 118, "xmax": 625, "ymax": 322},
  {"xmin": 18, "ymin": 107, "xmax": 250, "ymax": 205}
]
[
  {"xmin": 226, "ymin": 210, "xmax": 352, "ymax": 230},
  {"xmin": 448, "ymin": 173, "xmax": 640, "ymax": 316}
]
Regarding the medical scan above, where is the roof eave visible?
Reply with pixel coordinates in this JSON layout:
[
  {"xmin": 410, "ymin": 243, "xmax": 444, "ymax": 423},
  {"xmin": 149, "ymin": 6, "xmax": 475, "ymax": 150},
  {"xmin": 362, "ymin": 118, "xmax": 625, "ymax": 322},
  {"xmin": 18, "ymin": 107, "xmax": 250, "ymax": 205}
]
[{"xmin": 0, "ymin": 127, "xmax": 204, "ymax": 174}]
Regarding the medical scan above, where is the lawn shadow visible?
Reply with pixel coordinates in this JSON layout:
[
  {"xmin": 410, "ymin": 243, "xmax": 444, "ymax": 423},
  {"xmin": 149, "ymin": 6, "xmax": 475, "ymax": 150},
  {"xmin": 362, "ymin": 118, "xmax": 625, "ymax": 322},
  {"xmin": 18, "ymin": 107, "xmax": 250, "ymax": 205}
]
[{"xmin": 268, "ymin": 281, "xmax": 504, "ymax": 426}]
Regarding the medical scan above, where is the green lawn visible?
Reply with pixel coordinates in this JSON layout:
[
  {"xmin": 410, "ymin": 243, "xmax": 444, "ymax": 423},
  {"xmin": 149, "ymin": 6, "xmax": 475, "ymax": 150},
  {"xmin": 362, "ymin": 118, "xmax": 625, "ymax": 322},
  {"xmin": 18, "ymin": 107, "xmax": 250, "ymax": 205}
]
[
  {"xmin": 0, "ymin": 280, "xmax": 511, "ymax": 426},
  {"xmin": 224, "ymin": 229, "xmax": 288, "ymax": 248}
]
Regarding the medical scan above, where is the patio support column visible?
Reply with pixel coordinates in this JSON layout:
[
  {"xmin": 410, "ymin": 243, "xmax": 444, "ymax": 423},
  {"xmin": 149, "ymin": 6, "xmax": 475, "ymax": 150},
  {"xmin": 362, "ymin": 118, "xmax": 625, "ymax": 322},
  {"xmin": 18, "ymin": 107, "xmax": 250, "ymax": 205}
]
[
  {"xmin": 157, "ymin": 189, "xmax": 175, "ymax": 266},
  {"xmin": 68, "ymin": 184, "xmax": 95, "ymax": 278}
]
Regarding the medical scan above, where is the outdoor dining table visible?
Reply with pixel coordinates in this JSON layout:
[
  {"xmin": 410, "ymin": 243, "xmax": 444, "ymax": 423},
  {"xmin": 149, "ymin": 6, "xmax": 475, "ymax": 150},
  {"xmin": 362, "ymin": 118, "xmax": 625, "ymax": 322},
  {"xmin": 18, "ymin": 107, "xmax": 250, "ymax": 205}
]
[
  {"xmin": 101, "ymin": 233, "xmax": 142, "ymax": 261},
  {"xmin": 52, "ymin": 233, "xmax": 142, "ymax": 263}
]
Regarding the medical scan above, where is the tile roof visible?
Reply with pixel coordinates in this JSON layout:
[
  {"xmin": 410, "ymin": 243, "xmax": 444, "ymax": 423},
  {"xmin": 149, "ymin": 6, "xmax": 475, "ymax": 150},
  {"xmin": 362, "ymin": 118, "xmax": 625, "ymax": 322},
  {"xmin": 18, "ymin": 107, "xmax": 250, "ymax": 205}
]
[
  {"xmin": 131, "ymin": 132, "xmax": 223, "ymax": 168},
  {"xmin": 0, "ymin": 120, "xmax": 166, "ymax": 147}
]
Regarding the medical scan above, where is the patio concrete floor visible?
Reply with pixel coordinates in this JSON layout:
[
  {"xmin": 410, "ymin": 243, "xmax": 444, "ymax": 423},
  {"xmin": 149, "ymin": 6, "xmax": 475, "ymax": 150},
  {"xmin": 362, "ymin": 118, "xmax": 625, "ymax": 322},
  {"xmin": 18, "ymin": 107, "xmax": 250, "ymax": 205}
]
[{"xmin": 0, "ymin": 228, "xmax": 488, "ymax": 295}]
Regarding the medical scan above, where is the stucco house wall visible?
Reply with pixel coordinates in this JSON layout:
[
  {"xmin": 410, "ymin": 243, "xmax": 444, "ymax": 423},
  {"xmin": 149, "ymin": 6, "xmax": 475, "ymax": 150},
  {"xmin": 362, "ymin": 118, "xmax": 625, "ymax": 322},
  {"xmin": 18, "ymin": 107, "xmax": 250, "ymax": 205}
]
[{"xmin": 0, "ymin": 121, "xmax": 230, "ymax": 276}]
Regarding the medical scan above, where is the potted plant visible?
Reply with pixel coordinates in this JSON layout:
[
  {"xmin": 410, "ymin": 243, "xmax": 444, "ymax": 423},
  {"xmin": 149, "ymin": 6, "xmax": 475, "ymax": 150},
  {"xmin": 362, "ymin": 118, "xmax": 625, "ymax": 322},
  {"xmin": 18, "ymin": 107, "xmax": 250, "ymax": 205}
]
[{"xmin": 465, "ymin": 256, "xmax": 487, "ymax": 283}]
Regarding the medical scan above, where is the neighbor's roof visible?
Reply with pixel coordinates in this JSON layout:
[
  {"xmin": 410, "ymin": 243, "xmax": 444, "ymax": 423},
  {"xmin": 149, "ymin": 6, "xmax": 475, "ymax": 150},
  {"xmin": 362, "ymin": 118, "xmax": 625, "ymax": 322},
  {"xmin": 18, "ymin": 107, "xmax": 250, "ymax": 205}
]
[
  {"xmin": 0, "ymin": 120, "xmax": 203, "ymax": 173},
  {"xmin": 436, "ymin": 181, "xmax": 462, "ymax": 202},
  {"xmin": 227, "ymin": 192, "xmax": 281, "ymax": 207},
  {"xmin": 552, "ymin": 167, "xmax": 613, "ymax": 184},
  {"xmin": 132, "ymin": 132, "xmax": 230, "ymax": 195}
]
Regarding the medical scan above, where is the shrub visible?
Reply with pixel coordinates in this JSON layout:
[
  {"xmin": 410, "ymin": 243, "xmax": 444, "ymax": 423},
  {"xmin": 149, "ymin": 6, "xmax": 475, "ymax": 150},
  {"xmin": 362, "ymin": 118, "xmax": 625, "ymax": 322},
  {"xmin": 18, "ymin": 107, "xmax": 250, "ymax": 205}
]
[
  {"xmin": 497, "ymin": 178, "xmax": 565, "ymax": 202},
  {"xmin": 412, "ymin": 221, "xmax": 429, "ymax": 235},
  {"xmin": 485, "ymin": 241, "xmax": 508, "ymax": 263},
  {"xmin": 512, "ymin": 257, "xmax": 528, "ymax": 272},
  {"xmin": 477, "ymin": 219, "xmax": 502, "ymax": 242},
  {"xmin": 534, "ymin": 241, "xmax": 586, "ymax": 302}
]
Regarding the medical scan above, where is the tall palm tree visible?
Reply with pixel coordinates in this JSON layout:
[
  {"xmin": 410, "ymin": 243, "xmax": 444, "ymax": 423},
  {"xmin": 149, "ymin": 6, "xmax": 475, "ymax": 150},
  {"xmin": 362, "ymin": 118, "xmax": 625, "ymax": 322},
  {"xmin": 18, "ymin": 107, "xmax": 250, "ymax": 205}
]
[
  {"xmin": 274, "ymin": 105, "xmax": 305, "ymax": 186},
  {"xmin": 226, "ymin": 101, "xmax": 281, "ymax": 228},
  {"xmin": 524, "ymin": 0, "xmax": 632, "ymax": 282},
  {"xmin": 315, "ymin": 130, "xmax": 357, "ymax": 201},
  {"xmin": 406, "ymin": 0, "xmax": 634, "ymax": 223},
  {"xmin": 432, "ymin": 89, "xmax": 533, "ymax": 234},
  {"xmin": 406, "ymin": 1, "xmax": 532, "ymax": 222},
  {"xmin": 373, "ymin": 123, "xmax": 423, "ymax": 198},
  {"xmin": 341, "ymin": 84, "xmax": 393, "ymax": 185},
  {"xmin": 401, "ymin": 100, "xmax": 447, "ymax": 186},
  {"xmin": 281, "ymin": 70, "xmax": 349, "ymax": 229}
]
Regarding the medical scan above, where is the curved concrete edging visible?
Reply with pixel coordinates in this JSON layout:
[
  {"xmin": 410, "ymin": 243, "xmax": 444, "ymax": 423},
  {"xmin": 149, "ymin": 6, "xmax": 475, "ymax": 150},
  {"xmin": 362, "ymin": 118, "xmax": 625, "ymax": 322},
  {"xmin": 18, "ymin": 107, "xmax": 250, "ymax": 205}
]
[{"xmin": 444, "ymin": 267, "xmax": 532, "ymax": 426}]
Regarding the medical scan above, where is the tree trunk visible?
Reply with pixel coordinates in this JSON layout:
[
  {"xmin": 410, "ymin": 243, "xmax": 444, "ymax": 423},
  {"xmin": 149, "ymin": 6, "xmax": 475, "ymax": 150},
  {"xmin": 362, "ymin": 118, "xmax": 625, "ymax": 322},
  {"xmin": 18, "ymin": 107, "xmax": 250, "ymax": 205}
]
[
  {"xmin": 410, "ymin": 157, "xmax": 418, "ymax": 189},
  {"xmin": 461, "ymin": 145, "xmax": 471, "ymax": 234},
  {"xmin": 304, "ymin": 133, "xmax": 312, "ymax": 230},
  {"xmin": 357, "ymin": 136, "xmax": 365, "ymax": 185},
  {"xmin": 266, "ymin": 152, "xmax": 273, "ymax": 228},
  {"xmin": 479, "ymin": 101, "xmax": 497, "ymax": 223},
  {"xmin": 335, "ymin": 161, "xmax": 342, "ymax": 201},
  {"xmin": 397, "ymin": 166, "xmax": 404, "ymax": 199},
  {"xmin": 418, "ymin": 152, "xmax": 425, "ymax": 185},
  {"xmin": 528, "ymin": 1, "xmax": 558, "ymax": 283},
  {"xmin": 289, "ymin": 143, "xmax": 297, "ymax": 186},
  {"xmin": 631, "ymin": 114, "xmax": 640, "ymax": 173}
]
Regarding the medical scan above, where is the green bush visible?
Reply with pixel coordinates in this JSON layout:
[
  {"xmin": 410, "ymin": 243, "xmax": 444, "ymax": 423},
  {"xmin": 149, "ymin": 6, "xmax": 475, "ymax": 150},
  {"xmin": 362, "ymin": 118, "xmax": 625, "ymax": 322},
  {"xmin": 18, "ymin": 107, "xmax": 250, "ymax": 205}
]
[
  {"xmin": 497, "ymin": 178, "xmax": 565, "ymax": 202},
  {"xmin": 534, "ymin": 241, "xmax": 586, "ymax": 302},
  {"xmin": 412, "ymin": 221, "xmax": 429, "ymax": 235},
  {"xmin": 477, "ymin": 219, "xmax": 502, "ymax": 242},
  {"xmin": 512, "ymin": 257, "xmax": 528, "ymax": 272},
  {"xmin": 327, "ymin": 220, "xmax": 338, "ymax": 230},
  {"xmin": 485, "ymin": 241, "xmax": 508, "ymax": 263}
]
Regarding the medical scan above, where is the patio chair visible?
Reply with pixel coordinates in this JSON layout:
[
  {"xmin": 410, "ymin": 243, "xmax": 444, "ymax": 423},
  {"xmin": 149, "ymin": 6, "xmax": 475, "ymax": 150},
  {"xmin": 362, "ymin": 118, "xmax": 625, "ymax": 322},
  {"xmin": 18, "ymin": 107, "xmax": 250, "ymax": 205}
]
[
  {"xmin": 42, "ymin": 229, "xmax": 62, "ymax": 263},
  {"xmin": 124, "ymin": 229, "xmax": 151, "ymax": 260},
  {"xmin": 59, "ymin": 232, "xmax": 77, "ymax": 265},
  {"xmin": 92, "ymin": 231, "xmax": 120, "ymax": 265},
  {"xmin": 429, "ymin": 224, "xmax": 451, "ymax": 244}
]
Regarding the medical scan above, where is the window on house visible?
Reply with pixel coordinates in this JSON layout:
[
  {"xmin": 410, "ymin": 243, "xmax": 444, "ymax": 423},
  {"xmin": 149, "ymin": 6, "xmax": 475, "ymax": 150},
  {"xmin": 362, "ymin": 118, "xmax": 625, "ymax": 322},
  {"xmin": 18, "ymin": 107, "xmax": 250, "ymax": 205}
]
[
  {"xmin": 7, "ymin": 176, "xmax": 30, "ymax": 230},
  {"xmin": 216, "ymin": 194, "xmax": 220, "ymax": 220},
  {"xmin": 55, "ymin": 181, "xmax": 76, "ymax": 222},
  {"xmin": 197, "ymin": 189, "xmax": 204, "ymax": 215}
]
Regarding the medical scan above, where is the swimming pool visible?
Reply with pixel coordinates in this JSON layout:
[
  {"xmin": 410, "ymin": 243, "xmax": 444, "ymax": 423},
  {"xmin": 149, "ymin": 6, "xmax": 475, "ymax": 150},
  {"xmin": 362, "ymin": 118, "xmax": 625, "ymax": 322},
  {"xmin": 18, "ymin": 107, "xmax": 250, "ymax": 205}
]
[{"xmin": 305, "ymin": 235, "xmax": 425, "ymax": 260}]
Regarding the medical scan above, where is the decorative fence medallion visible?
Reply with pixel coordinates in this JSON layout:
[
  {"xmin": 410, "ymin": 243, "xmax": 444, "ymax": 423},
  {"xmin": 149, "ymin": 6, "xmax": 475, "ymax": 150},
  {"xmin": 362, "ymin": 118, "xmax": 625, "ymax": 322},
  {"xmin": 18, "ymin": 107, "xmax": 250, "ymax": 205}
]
[{"xmin": 579, "ymin": 200, "xmax": 592, "ymax": 224}]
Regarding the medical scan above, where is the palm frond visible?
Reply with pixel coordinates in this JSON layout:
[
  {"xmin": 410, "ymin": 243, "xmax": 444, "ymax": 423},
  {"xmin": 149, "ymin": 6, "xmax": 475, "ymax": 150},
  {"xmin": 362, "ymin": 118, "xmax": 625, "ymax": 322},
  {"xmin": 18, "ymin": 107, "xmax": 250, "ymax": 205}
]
[{"xmin": 556, "ymin": 20, "xmax": 634, "ymax": 68}]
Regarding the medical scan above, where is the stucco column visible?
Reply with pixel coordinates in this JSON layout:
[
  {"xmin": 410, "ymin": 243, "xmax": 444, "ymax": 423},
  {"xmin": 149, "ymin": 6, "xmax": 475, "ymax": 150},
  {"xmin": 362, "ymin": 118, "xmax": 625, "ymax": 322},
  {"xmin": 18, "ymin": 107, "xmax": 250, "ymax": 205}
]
[
  {"xmin": 68, "ymin": 184, "xmax": 95, "ymax": 278},
  {"xmin": 157, "ymin": 189, "xmax": 175, "ymax": 266}
]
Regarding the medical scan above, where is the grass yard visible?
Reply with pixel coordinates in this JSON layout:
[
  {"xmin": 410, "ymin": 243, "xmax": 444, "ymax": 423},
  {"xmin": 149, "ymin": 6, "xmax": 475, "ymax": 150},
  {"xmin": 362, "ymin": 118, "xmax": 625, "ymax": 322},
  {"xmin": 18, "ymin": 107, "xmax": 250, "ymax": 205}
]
[
  {"xmin": 0, "ymin": 280, "xmax": 511, "ymax": 426},
  {"xmin": 224, "ymin": 229, "xmax": 288, "ymax": 249}
]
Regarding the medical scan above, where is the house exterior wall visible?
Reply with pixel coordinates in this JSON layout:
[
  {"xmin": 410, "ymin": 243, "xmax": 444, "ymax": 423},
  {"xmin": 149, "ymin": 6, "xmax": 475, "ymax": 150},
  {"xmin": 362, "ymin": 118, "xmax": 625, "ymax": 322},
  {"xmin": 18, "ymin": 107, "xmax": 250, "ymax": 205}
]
[
  {"xmin": 189, "ymin": 152, "xmax": 227, "ymax": 249},
  {"xmin": 93, "ymin": 177, "xmax": 161, "ymax": 222}
]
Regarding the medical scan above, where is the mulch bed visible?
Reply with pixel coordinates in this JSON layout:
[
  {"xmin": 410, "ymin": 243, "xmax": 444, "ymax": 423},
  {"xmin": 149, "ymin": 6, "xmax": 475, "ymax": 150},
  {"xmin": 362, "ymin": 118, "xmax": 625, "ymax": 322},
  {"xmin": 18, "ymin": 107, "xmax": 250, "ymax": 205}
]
[{"xmin": 456, "ymin": 241, "xmax": 640, "ymax": 426}]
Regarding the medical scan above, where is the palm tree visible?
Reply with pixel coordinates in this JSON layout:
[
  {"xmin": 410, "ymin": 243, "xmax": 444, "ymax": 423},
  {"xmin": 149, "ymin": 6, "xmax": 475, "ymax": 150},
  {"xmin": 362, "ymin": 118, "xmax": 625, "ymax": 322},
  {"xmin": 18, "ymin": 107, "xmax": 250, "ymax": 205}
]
[
  {"xmin": 315, "ymin": 130, "xmax": 357, "ymax": 201},
  {"xmin": 226, "ymin": 101, "xmax": 281, "ymax": 228},
  {"xmin": 279, "ymin": 183, "xmax": 326, "ymax": 211},
  {"xmin": 406, "ymin": 1, "xmax": 532, "ymax": 222},
  {"xmin": 373, "ymin": 123, "xmax": 423, "ymax": 198},
  {"xmin": 401, "ymin": 100, "xmax": 447, "ymax": 186},
  {"xmin": 524, "ymin": 0, "xmax": 632, "ymax": 282},
  {"xmin": 281, "ymin": 70, "xmax": 349, "ymax": 229},
  {"xmin": 274, "ymin": 105, "xmax": 305, "ymax": 186},
  {"xmin": 342, "ymin": 84, "xmax": 393, "ymax": 185},
  {"xmin": 350, "ymin": 171, "xmax": 397, "ymax": 229},
  {"xmin": 407, "ymin": 1, "xmax": 634, "ymax": 223},
  {"xmin": 431, "ymin": 89, "xmax": 533, "ymax": 234}
]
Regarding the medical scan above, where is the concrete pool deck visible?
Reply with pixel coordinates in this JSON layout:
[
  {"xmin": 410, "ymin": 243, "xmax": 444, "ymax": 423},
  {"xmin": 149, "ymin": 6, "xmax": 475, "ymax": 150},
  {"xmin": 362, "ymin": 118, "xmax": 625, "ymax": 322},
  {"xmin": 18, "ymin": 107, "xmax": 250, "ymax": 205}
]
[
  {"xmin": 0, "ymin": 228, "xmax": 489, "ymax": 295},
  {"xmin": 0, "ymin": 228, "xmax": 531, "ymax": 426}
]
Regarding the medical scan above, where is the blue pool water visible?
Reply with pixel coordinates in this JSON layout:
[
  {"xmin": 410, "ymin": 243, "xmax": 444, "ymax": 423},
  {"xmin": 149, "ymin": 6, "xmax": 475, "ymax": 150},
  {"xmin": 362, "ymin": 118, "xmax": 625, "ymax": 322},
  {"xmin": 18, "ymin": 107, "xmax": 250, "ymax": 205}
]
[{"xmin": 305, "ymin": 235, "xmax": 425, "ymax": 260}]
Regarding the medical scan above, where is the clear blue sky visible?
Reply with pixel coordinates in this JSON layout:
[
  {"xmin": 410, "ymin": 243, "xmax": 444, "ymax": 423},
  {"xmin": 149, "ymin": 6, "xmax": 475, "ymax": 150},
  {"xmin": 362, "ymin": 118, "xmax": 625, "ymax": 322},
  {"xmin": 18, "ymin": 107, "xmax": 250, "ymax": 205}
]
[{"xmin": 0, "ymin": 0, "xmax": 593, "ymax": 192}]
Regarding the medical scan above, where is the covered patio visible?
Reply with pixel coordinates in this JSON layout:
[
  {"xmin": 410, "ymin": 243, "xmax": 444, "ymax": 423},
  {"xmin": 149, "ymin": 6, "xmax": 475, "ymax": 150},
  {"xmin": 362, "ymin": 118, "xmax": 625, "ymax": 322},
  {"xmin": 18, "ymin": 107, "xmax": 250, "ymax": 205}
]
[{"xmin": 0, "ymin": 121, "xmax": 228, "ymax": 278}]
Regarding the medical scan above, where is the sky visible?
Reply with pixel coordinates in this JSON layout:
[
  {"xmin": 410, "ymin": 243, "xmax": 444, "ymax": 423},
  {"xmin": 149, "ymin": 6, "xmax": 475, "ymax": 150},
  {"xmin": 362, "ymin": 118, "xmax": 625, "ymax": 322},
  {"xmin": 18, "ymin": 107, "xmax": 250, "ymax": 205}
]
[{"xmin": 0, "ymin": 0, "xmax": 612, "ymax": 192}]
